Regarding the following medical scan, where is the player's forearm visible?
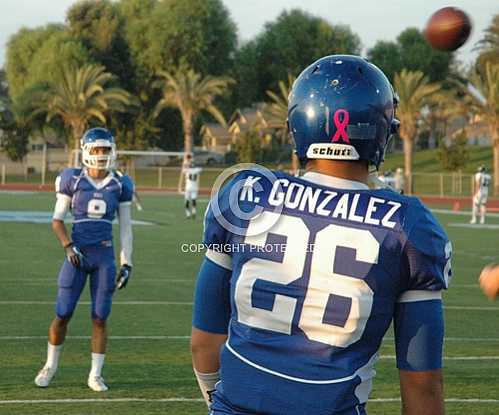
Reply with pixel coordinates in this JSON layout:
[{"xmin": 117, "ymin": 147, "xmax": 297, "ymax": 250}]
[
  {"xmin": 400, "ymin": 370, "xmax": 444, "ymax": 415},
  {"xmin": 52, "ymin": 220, "xmax": 71, "ymax": 248},
  {"xmin": 118, "ymin": 203, "xmax": 133, "ymax": 266},
  {"xmin": 191, "ymin": 327, "xmax": 226, "ymax": 373},
  {"xmin": 191, "ymin": 327, "xmax": 226, "ymax": 406}
]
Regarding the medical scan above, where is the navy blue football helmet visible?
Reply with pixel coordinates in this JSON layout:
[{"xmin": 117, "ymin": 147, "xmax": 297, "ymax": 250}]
[
  {"xmin": 81, "ymin": 128, "xmax": 116, "ymax": 170},
  {"xmin": 288, "ymin": 55, "xmax": 399, "ymax": 169}
]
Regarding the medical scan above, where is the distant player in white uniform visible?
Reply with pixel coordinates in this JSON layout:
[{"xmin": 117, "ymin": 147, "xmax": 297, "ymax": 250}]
[
  {"xmin": 183, "ymin": 154, "xmax": 202, "ymax": 219},
  {"xmin": 470, "ymin": 166, "xmax": 491, "ymax": 224},
  {"xmin": 394, "ymin": 167, "xmax": 404, "ymax": 194},
  {"xmin": 378, "ymin": 170, "xmax": 395, "ymax": 188}
]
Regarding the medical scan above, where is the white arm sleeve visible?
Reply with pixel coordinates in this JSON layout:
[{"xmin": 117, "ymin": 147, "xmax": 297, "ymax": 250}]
[
  {"xmin": 53, "ymin": 194, "xmax": 71, "ymax": 221},
  {"xmin": 119, "ymin": 203, "xmax": 133, "ymax": 266}
]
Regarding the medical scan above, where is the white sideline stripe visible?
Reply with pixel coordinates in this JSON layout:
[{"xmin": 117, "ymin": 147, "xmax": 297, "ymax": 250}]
[
  {"xmin": 0, "ymin": 336, "xmax": 190, "ymax": 340},
  {"xmin": 0, "ymin": 398, "xmax": 204, "ymax": 405},
  {"xmin": 0, "ymin": 301, "xmax": 193, "ymax": 305},
  {"xmin": 3, "ymin": 335, "xmax": 499, "ymax": 343},
  {"xmin": 450, "ymin": 284, "xmax": 479, "ymax": 288},
  {"xmin": 444, "ymin": 306, "xmax": 499, "ymax": 310},
  {"xmin": 2, "ymin": 277, "xmax": 191, "ymax": 282},
  {"xmin": 3, "ymin": 279, "xmax": 194, "ymax": 284},
  {"xmin": 386, "ymin": 336, "xmax": 499, "ymax": 342},
  {"xmin": 379, "ymin": 355, "xmax": 499, "ymax": 361},
  {"xmin": 448, "ymin": 223, "xmax": 499, "ymax": 230},
  {"xmin": 371, "ymin": 398, "xmax": 499, "ymax": 403},
  {"xmin": 1, "ymin": 398, "xmax": 499, "ymax": 405},
  {"xmin": 433, "ymin": 208, "xmax": 499, "ymax": 218}
]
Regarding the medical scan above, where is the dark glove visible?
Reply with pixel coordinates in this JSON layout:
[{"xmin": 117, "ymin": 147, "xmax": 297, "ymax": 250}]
[
  {"xmin": 65, "ymin": 242, "xmax": 84, "ymax": 267},
  {"xmin": 117, "ymin": 264, "xmax": 132, "ymax": 290}
]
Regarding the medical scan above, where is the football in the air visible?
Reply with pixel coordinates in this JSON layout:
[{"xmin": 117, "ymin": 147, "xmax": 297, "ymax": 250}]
[
  {"xmin": 424, "ymin": 7, "xmax": 472, "ymax": 51},
  {"xmin": 479, "ymin": 265, "xmax": 499, "ymax": 300}
]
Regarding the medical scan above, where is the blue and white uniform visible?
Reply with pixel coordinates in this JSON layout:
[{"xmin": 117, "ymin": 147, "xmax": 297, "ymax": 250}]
[
  {"xmin": 53, "ymin": 168, "xmax": 134, "ymax": 321},
  {"xmin": 193, "ymin": 169, "xmax": 451, "ymax": 415}
]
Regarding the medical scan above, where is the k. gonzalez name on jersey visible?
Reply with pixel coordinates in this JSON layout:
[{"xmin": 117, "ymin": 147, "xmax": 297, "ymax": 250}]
[{"xmin": 238, "ymin": 174, "xmax": 402, "ymax": 230}]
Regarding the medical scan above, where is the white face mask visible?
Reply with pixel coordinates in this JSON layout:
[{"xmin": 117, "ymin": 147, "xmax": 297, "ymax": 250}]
[{"xmin": 81, "ymin": 142, "xmax": 117, "ymax": 170}]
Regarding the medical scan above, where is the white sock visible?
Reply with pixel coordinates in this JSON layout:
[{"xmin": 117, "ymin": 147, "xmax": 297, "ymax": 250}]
[
  {"xmin": 89, "ymin": 353, "xmax": 105, "ymax": 377},
  {"xmin": 192, "ymin": 207, "xmax": 197, "ymax": 216},
  {"xmin": 185, "ymin": 209, "xmax": 191, "ymax": 217},
  {"xmin": 45, "ymin": 342, "xmax": 62, "ymax": 371},
  {"xmin": 480, "ymin": 206, "xmax": 486, "ymax": 223},
  {"xmin": 471, "ymin": 204, "xmax": 478, "ymax": 222}
]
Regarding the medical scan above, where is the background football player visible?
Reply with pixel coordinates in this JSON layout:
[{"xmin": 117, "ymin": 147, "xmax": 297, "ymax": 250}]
[
  {"xmin": 470, "ymin": 165, "xmax": 491, "ymax": 224},
  {"xmin": 34, "ymin": 128, "xmax": 134, "ymax": 392},
  {"xmin": 191, "ymin": 56, "xmax": 451, "ymax": 415},
  {"xmin": 182, "ymin": 153, "xmax": 202, "ymax": 219}
]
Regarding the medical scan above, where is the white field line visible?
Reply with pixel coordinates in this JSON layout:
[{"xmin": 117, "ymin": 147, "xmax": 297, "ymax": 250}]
[
  {"xmin": 3, "ymin": 335, "xmax": 499, "ymax": 343},
  {"xmin": 1, "ymin": 397, "xmax": 499, "ymax": 405},
  {"xmin": 1, "ymin": 278, "xmax": 190, "ymax": 282},
  {"xmin": 433, "ymin": 208, "xmax": 499, "ymax": 218},
  {"xmin": 2, "ymin": 301, "xmax": 498, "ymax": 310},
  {"xmin": 0, "ymin": 336, "xmax": 190, "ymax": 340},
  {"xmin": 0, "ymin": 301, "xmax": 193, "ymax": 305},
  {"xmin": 379, "ymin": 355, "xmax": 499, "ymax": 361},
  {"xmin": 5, "ymin": 281, "xmax": 477, "ymax": 287},
  {"xmin": 2, "ymin": 279, "xmax": 195, "ymax": 285}
]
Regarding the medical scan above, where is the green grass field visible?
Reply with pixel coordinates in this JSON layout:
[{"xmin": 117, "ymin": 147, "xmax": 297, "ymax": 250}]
[{"xmin": 1, "ymin": 191, "xmax": 499, "ymax": 414}]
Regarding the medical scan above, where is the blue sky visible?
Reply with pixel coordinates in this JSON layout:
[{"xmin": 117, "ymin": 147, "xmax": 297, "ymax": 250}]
[{"xmin": 1, "ymin": 0, "xmax": 498, "ymax": 68}]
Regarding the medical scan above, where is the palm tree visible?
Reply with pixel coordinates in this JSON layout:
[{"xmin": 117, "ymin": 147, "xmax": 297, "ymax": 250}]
[
  {"xmin": 153, "ymin": 65, "xmax": 233, "ymax": 159},
  {"xmin": 464, "ymin": 62, "xmax": 499, "ymax": 195},
  {"xmin": 36, "ymin": 64, "xmax": 130, "ymax": 165},
  {"xmin": 477, "ymin": 14, "xmax": 499, "ymax": 66},
  {"xmin": 265, "ymin": 74, "xmax": 298, "ymax": 172},
  {"xmin": 394, "ymin": 69, "xmax": 440, "ymax": 193}
]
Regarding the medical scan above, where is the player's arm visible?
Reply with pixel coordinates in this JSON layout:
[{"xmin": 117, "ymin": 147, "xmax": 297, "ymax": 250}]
[
  {"xmin": 395, "ymin": 200, "xmax": 451, "ymax": 415},
  {"xmin": 394, "ymin": 295, "xmax": 445, "ymax": 415},
  {"xmin": 117, "ymin": 176, "xmax": 134, "ymax": 289},
  {"xmin": 400, "ymin": 369, "xmax": 443, "ymax": 415},
  {"xmin": 191, "ymin": 249, "xmax": 231, "ymax": 406},
  {"xmin": 52, "ymin": 175, "xmax": 83, "ymax": 267}
]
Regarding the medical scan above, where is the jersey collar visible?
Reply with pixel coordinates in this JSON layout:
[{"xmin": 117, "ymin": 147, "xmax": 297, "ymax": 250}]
[
  {"xmin": 302, "ymin": 172, "xmax": 369, "ymax": 190},
  {"xmin": 83, "ymin": 169, "xmax": 115, "ymax": 190}
]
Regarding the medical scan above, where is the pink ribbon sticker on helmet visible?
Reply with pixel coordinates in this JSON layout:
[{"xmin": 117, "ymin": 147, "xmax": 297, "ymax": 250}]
[{"xmin": 331, "ymin": 109, "xmax": 350, "ymax": 144}]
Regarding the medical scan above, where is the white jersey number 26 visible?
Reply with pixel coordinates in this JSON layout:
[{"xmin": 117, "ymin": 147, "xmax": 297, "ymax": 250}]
[{"xmin": 234, "ymin": 212, "xmax": 378, "ymax": 348}]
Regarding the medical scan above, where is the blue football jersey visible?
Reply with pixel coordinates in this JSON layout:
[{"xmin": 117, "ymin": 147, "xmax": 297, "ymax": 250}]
[
  {"xmin": 202, "ymin": 170, "xmax": 450, "ymax": 415},
  {"xmin": 55, "ymin": 168, "xmax": 134, "ymax": 246}
]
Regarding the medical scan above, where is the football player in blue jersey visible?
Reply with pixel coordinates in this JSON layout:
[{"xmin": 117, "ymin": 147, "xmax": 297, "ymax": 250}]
[
  {"xmin": 34, "ymin": 128, "xmax": 134, "ymax": 392},
  {"xmin": 191, "ymin": 55, "xmax": 451, "ymax": 414}
]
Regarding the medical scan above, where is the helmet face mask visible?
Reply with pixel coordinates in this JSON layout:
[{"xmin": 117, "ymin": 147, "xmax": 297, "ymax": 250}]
[
  {"xmin": 81, "ymin": 128, "xmax": 117, "ymax": 170},
  {"xmin": 288, "ymin": 55, "xmax": 399, "ymax": 170}
]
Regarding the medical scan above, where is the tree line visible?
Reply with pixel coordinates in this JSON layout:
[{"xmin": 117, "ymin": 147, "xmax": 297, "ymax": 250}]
[{"xmin": 0, "ymin": 0, "xmax": 498, "ymax": 193}]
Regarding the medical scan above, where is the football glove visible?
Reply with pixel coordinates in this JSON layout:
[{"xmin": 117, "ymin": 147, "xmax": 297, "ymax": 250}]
[
  {"xmin": 65, "ymin": 242, "xmax": 84, "ymax": 268},
  {"xmin": 117, "ymin": 264, "xmax": 132, "ymax": 290}
]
